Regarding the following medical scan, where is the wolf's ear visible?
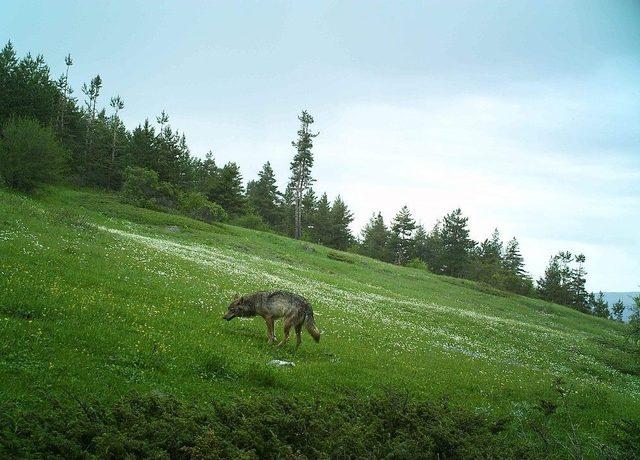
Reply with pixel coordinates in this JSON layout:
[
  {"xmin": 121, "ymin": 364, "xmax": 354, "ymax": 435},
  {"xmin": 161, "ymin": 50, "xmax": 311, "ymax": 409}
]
[{"xmin": 233, "ymin": 292, "xmax": 240, "ymax": 300}]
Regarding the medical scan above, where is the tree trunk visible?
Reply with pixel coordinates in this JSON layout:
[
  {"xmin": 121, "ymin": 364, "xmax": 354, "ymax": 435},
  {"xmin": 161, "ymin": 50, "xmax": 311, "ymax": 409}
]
[
  {"xmin": 59, "ymin": 66, "xmax": 69, "ymax": 132},
  {"xmin": 294, "ymin": 192, "xmax": 302, "ymax": 239}
]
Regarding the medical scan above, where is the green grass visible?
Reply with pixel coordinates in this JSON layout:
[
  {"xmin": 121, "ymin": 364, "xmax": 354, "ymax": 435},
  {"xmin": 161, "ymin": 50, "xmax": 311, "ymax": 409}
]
[{"xmin": 1, "ymin": 186, "xmax": 638, "ymax": 457}]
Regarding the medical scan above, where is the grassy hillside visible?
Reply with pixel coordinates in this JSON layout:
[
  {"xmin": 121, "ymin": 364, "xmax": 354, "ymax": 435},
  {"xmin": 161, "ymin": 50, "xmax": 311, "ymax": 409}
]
[{"xmin": 1, "ymin": 187, "xmax": 638, "ymax": 457}]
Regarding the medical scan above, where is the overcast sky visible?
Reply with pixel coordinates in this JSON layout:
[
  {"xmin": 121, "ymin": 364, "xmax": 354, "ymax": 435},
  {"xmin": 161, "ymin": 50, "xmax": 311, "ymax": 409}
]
[{"xmin": 3, "ymin": 1, "xmax": 639, "ymax": 291}]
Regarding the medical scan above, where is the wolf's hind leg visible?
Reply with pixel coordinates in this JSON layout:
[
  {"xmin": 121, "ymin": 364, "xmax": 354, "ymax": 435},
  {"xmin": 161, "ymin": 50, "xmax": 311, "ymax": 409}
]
[
  {"xmin": 277, "ymin": 318, "xmax": 292, "ymax": 347},
  {"xmin": 295, "ymin": 323, "xmax": 303, "ymax": 349},
  {"xmin": 265, "ymin": 317, "xmax": 275, "ymax": 344}
]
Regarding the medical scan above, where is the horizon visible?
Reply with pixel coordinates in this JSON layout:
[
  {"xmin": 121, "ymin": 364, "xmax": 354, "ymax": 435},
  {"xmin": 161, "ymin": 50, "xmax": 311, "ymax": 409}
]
[{"xmin": 3, "ymin": 0, "xmax": 639, "ymax": 291}]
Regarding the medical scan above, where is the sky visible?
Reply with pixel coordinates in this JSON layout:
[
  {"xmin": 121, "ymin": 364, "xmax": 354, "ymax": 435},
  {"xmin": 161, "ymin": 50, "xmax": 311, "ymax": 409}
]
[{"xmin": 2, "ymin": 0, "xmax": 639, "ymax": 291}]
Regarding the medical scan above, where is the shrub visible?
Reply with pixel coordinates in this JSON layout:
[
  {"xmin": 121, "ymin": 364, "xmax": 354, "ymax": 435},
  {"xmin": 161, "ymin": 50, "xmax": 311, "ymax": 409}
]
[
  {"xmin": 121, "ymin": 166, "xmax": 178, "ymax": 210},
  {"xmin": 122, "ymin": 168, "xmax": 229, "ymax": 224},
  {"xmin": 406, "ymin": 257, "xmax": 429, "ymax": 271},
  {"xmin": 327, "ymin": 251, "xmax": 355, "ymax": 264},
  {"xmin": 231, "ymin": 213, "xmax": 271, "ymax": 231},
  {"xmin": 0, "ymin": 389, "xmax": 544, "ymax": 458},
  {"xmin": 178, "ymin": 191, "xmax": 227, "ymax": 223},
  {"xmin": 0, "ymin": 117, "xmax": 68, "ymax": 192}
]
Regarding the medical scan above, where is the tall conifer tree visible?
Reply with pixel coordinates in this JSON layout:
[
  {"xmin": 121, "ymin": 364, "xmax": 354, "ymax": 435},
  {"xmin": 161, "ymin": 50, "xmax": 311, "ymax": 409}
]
[
  {"xmin": 440, "ymin": 208, "xmax": 474, "ymax": 277},
  {"xmin": 308, "ymin": 192, "xmax": 331, "ymax": 245},
  {"xmin": 246, "ymin": 162, "xmax": 281, "ymax": 227},
  {"xmin": 328, "ymin": 195, "xmax": 354, "ymax": 250},
  {"xmin": 390, "ymin": 205, "xmax": 416, "ymax": 265},
  {"xmin": 288, "ymin": 110, "xmax": 318, "ymax": 239},
  {"xmin": 206, "ymin": 162, "xmax": 245, "ymax": 216},
  {"xmin": 611, "ymin": 300, "xmax": 625, "ymax": 322},
  {"xmin": 56, "ymin": 53, "xmax": 73, "ymax": 133},
  {"xmin": 503, "ymin": 238, "xmax": 526, "ymax": 275},
  {"xmin": 360, "ymin": 212, "xmax": 390, "ymax": 262},
  {"xmin": 82, "ymin": 74, "xmax": 102, "ymax": 156}
]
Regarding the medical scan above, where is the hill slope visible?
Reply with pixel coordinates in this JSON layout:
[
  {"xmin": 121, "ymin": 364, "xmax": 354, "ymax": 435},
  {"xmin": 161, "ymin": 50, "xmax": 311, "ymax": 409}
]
[{"xmin": 1, "ymin": 187, "xmax": 638, "ymax": 457}]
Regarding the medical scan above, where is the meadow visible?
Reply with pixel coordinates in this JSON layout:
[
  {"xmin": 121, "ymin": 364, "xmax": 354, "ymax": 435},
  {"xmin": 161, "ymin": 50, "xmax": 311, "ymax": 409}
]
[{"xmin": 1, "ymin": 187, "xmax": 638, "ymax": 458}]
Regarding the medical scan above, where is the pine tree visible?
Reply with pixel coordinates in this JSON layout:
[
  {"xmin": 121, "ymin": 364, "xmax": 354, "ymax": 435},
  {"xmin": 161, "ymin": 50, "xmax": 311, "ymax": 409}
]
[
  {"xmin": 288, "ymin": 110, "xmax": 318, "ymax": 239},
  {"xmin": 109, "ymin": 96, "xmax": 124, "ymax": 160},
  {"xmin": 174, "ymin": 133, "xmax": 193, "ymax": 189},
  {"xmin": 126, "ymin": 120, "xmax": 157, "ymax": 172},
  {"xmin": 389, "ymin": 205, "xmax": 416, "ymax": 265},
  {"xmin": 360, "ymin": 212, "xmax": 390, "ymax": 262},
  {"xmin": 537, "ymin": 252, "xmax": 590, "ymax": 313},
  {"xmin": 483, "ymin": 230, "xmax": 503, "ymax": 265},
  {"xmin": 501, "ymin": 237, "xmax": 533, "ymax": 294},
  {"xmin": 89, "ymin": 108, "xmax": 117, "ymax": 187},
  {"xmin": 469, "ymin": 228, "xmax": 503, "ymax": 284},
  {"xmin": 0, "ymin": 41, "xmax": 18, "ymax": 125},
  {"xmin": 82, "ymin": 75, "xmax": 102, "ymax": 122},
  {"xmin": 82, "ymin": 74, "xmax": 102, "ymax": 165},
  {"xmin": 308, "ymin": 192, "xmax": 331, "ymax": 245},
  {"xmin": 611, "ymin": 299, "xmax": 625, "ymax": 322},
  {"xmin": 424, "ymin": 221, "xmax": 445, "ymax": 273},
  {"xmin": 301, "ymin": 188, "xmax": 318, "ymax": 238},
  {"xmin": 107, "ymin": 95, "xmax": 125, "ymax": 187},
  {"xmin": 278, "ymin": 183, "xmax": 296, "ymax": 237},
  {"xmin": 146, "ymin": 118, "xmax": 191, "ymax": 187},
  {"xmin": 440, "ymin": 208, "xmax": 475, "ymax": 277},
  {"xmin": 194, "ymin": 151, "xmax": 218, "ymax": 191},
  {"xmin": 246, "ymin": 162, "xmax": 281, "ymax": 227},
  {"xmin": 503, "ymin": 237, "xmax": 524, "ymax": 276},
  {"xmin": 0, "ymin": 42, "xmax": 61, "ymax": 127},
  {"xmin": 56, "ymin": 53, "xmax": 73, "ymax": 133},
  {"xmin": 537, "ymin": 253, "xmax": 569, "ymax": 305},
  {"xmin": 156, "ymin": 110, "xmax": 169, "ymax": 138},
  {"xmin": 328, "ymin": 195, "xmax": 354, "ymax": 250},
  {"xmin": 589, "ymin": 292, "xmax": 610, "ymax": 318},
  {"xmin": 411, "ymin": 224, "xmax": 429, "ymax": 266},
  {"xmin": 570, "ymin": 254, "xmax": 590, "ymax": 312},
  {"xmin": 205, "ymin": 162, "xmax": 245, "ymax": 216}
]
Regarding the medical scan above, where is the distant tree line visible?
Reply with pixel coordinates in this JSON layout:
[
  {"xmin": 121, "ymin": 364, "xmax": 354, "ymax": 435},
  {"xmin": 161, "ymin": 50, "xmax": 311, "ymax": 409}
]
[
  {"xmin": 359, "ymin": 208, "xmax": 533, "ymax": 294},
  {"xmin": 357, "ymin": 205, "xmax": 629, "ymax": 319},
  {"xmin": 0, "ymin": 41, "xmax": 630, "ymax": 321}
]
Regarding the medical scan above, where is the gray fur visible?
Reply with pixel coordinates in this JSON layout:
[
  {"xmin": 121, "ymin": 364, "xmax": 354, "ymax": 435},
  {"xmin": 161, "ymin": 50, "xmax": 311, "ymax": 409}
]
[{"xmin": 223, "ymin": 290, "xmax": 321, "ymax": 347}]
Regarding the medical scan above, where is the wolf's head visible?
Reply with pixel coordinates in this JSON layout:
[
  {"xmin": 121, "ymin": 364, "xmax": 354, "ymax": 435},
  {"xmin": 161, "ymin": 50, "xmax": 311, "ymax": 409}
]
[{"xmin": 223, "ymin": 294, "xmax": 250, "ymax": 320}]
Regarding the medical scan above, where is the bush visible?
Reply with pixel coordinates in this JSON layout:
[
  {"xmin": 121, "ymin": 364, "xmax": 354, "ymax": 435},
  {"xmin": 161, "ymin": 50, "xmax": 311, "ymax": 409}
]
[
  {"xmin": 121, "ymin": 166, "xmax": 178, "ymax": 210},
  {"xmin": 327, "ymin": 251, "xmax": 356, "ymax": 264},
  {"xmin": 122, "ymin": 168, "xmax": 228, "ymax": 224},
  {"xmin": 406, "ymin": 257, "xmax": 429, "ymax": 271},
  {"xmin": 0, "ymin": 390, "xmax": 533, "ymax": 459},
  {"xmin": 231, "ymin": 213, "xmax": 271, "ymax": 231},
  {"xmin": 178, "ymin": 191, "xmax": 227, "ymax": 223},
  {"xmin": 0, "ymin": 118, "xmax": 68, "ymax": 192}
]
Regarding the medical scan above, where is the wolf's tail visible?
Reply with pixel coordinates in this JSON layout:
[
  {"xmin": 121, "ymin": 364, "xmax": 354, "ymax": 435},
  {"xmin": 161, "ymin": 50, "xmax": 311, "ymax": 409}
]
[{"xmin": 304, "ymin": 307, "xmax": 321, "ymax": 343}]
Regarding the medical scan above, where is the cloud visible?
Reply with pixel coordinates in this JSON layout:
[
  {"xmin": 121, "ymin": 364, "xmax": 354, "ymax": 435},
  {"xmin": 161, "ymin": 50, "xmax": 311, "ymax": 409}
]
[{"xmin": 309, "ymin": 74, "xmax": 639, "ymax": 290}]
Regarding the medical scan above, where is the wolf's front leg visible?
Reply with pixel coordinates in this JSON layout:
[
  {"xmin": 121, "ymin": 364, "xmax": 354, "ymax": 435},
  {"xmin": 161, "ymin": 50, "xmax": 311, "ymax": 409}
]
[{"xmin": 265, "ymin": 317, "xmax": 275, "ymax": 344}]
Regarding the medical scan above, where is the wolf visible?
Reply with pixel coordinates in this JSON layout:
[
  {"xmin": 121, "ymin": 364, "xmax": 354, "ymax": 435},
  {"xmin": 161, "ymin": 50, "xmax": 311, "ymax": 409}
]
[{"xmin": 223, "ymin": 291, "xmax": 321, "ymax": 348}]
